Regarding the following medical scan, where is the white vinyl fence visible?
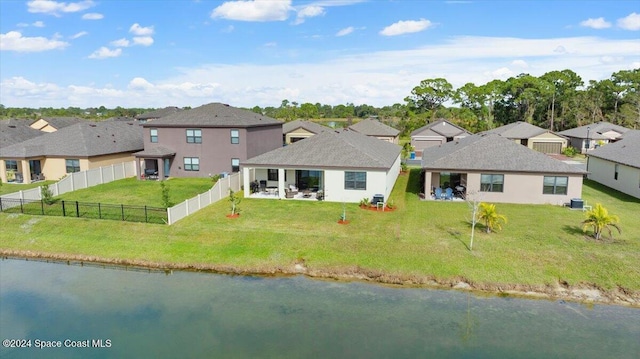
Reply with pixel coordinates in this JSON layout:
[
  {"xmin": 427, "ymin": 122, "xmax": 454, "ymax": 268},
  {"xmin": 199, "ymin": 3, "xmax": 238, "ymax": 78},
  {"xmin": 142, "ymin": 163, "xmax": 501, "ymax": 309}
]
[
  {"xmin": 167, "ymin": 172, "xmax": 241, "ymax": 225},
  {"xmin": 0, "ymin": 161, "xmax": 136, "ymax": 210}
]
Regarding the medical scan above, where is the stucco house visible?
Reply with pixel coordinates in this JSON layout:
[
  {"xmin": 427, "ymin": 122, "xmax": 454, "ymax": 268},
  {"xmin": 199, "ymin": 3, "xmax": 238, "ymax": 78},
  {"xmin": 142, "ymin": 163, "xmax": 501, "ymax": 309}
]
[
  {"xmin": 482, "ymin": 121, "xmax": 568, "ymax": 154},
  {"xmin": 410, "ymin": 119, "xmax": 471, "ymax": 159},
  {"xmin": 134, "ymin": 103, "xmax": 282, "ymax": 180},
  {"xmin": 242, "ymin": 129, "xmax": 401, "ymax": 203},
  {"xmin": 282, "ymin": 119, "xmax": 329, "ymax": 145},
  {"xmin": 421, "ymin": 133, "xmax": 587, "ymax": 205},
  {"xmin": 586, "ymin": 130, "xmax": 640, "ymax": 199},
  {"xmin": 558, "ymin": 121, "xmax": 630, "ymax": 153},
  {"xmin": 348, "ymin": 119, "xmax": 400, "ymax": 144},
  {"xmin": 29, "ymin": 117, "xmax": 84, "ymax": 133},
  {"xmin": 0, "ymin": 121, "xmax": 143, "ymax": 184}
]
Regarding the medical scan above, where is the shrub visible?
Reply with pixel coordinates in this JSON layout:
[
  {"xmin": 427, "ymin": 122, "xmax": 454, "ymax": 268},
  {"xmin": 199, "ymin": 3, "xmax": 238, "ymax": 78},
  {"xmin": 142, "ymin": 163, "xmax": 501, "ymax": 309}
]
[
  {"xmin": 229, "ymin": 189, "xmax": 241, "ymax": 215},
  {"xmin": 40, "ymin": 184, "xmax": 54, "ymax": 205},
  {"xmin": 359, "ymin": 197, "xmax": 370, "ymax": 207},
  {"xmin": 562, "ymin": 146, "xmax": 578, "ymax": 157},
  {"xmin": 160, "ymin": 181, "xmax": 171, "ymax": 208}
]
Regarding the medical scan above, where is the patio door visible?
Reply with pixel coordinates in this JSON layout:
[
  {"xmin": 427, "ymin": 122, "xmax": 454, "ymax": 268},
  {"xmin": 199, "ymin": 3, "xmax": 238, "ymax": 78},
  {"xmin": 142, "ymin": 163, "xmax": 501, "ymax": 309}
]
[
  {"xmin": 296, "ymin": 170, "xmax": 322, "ymax": 191},
  {"xmin": 29, "ymin": 160, "xmax": 41, "ymax": 178},
  {"xmin": 164, "ymin": 158, "xmax": 170, "ymax": 177}
]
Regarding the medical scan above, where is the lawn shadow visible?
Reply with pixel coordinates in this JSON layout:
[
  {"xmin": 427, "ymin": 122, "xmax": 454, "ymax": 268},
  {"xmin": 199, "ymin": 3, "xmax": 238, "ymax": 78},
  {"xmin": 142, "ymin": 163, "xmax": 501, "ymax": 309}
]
[
  {"xmin": 450, "ymin": 222, "xmax": 470, "ymax": 251},
  {"xmin": 405, "ymin": 168, "xmax": 422, "ymax": 195},
  {"xmin": 583, "ymin": 180, "xmax": 640, "ymax": 204},
  {"xmin": 561, "ymin": 225, "xmax": 584, "ymax": 236}
]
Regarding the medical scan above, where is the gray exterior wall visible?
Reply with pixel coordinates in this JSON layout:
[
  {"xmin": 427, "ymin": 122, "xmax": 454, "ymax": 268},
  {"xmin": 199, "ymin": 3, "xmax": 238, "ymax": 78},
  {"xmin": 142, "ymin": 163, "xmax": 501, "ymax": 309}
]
[{"xmin": 143, "ymin": 124, "xmax": 282, "ymax": 177}]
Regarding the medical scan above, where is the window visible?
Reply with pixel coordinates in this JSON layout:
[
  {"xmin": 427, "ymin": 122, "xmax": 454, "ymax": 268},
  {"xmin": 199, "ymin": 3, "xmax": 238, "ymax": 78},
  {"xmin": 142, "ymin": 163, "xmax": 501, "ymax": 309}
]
[
  {"xmin": 150, "ymin": 129, "xmax": 158, "ymax": 143},
  {"xmin": 231, "ymin": 129, "xmax": 239, "ymax": 144},
  {"xmin": 183, "ymin": 157, "xmax": 199, "ymax": 171},
  {"xmin": 543, "ymin": 176, "xmax": 568, "ymax": 195},
  {"xmin": 65, "ymin": 159, "xmax": 80, "ymax": 173},
  {"xmin": 5, "ymin": 160, "xmax": 18, "ymax": 172},
  {"xmin": 186, "ymin": 129, "xmax": 202, "ymax": 143},
  {"xmin": 614, "ymin": 164, "xmax": 619, "ymax": 180},
  {"xmin": 231, "ymin": 158, "xmax": 240, "ymax": 172},
  {"xmin": 268, "ymin": 169, "xmax": 278, "ymax": 181},
  {"xmin": 345, "ymin": 171, "xmax": 366, "ymax": 190},
  {"xmin": 480, "ymin": 174, "xmax": 504, "ymax": 192}
]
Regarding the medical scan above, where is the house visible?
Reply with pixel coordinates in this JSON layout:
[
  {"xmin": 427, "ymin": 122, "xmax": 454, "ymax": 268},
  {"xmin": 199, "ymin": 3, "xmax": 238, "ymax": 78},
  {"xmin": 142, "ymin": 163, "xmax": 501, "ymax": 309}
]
[
  {"xmin": 348, "ymin": 118, "xmax": 400, "ymax": 144},
  {"xmin": 1, "ymin": 119, "xmax": 45, "ymax": 148},
  {"xmin": 410, "ymin": 119, "xmax": 471, "ymax": 159},
  {"xmin": 29, "ymin": 117, "xmax": 84, "ymax": 133},
  {"xmin": 558, "ymin": 121, "xmax": 630, "ymax": 153},
  {"xmin": 0, "ymin": 121, "xmax": 143, "ymax": 184},
  {"xmin": 282, "ymin": 119, "xmax": 329, "ymax": 145},
  {"xmin": 134, "ymin": 103, "xmax": 282, "ymax": 180},
  {"xmin": 135, "ymin": 106, "xmax": 182, "ymax": 123},
  {"xmin": 242, "ymin": 129, "xmax": 401, "ymax": 203},
  {"xmin": 482, "ymin": 121, "xmax": 568, "ymax": 154},
  {"xmin": 586, "ymin": 130, "xmax": 640, "ymax": 199},
  {"xmin": 421, "ymin": 133, "xmax": 587, "ymax": 205}
]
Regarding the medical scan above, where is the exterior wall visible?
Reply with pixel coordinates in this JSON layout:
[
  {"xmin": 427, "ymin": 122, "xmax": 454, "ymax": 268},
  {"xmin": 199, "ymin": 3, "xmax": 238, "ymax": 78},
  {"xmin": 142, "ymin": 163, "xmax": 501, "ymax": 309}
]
[
  {"xmin": 42, "ymin": 158, "xmax": 71, "ymax": 181},
  {"xmin": 375, "ymin": 135, "xmax": 399, "ymax": 144},
  {"xmin": 528, "ymin": 133, "xmax": 567, "ymax": 153},
  {"xmin": 246, "ymin": 125, "xmax": 283, "ymax": 158},
  {"xmin": 324, "ymin": 169, "xmax": 387, "ymax": 203},
  {"xmin": 588, "ymin": 157, "xmax": 640, "ymax": 199},
  {"xmin": 87, "ymin": 153, "xmax": 136, "ymax": 169},
  {"xmin": 464, "ymin": 172, "xmax": 583, "ymax": 205},
  {"xmin": 384, "ymin": 155, "xmax": 401, "ymax": 200},
  {"xmin": 411, "ymin": 137, "xmax": 444, "ymax": 158},
  {"xmin": 285, "ymin": 128, "xmax": 315, "ymax": 145}
]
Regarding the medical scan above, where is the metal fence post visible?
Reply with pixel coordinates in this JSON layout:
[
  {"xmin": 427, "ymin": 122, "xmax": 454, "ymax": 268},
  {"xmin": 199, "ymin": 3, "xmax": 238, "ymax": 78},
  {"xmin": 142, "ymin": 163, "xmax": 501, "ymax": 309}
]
[
  {"xmin": 98, "ymin": 203, "xmax": 102, "ymax": 219},
  {"xmin": 20, "ymin": 198, "xmax": 24, "ymax": 214},
  {"xmin": 62, "ymin": 200, "xmax": 66, "ymax": 217},
  {"xmin": 75, "ymin": 201, "xmax": 79, "ymax": 217},
  {"xmin": 0, "ymin": 198, "xmax": 3, "ymax": 212},
  {"xmin": 145, "ymin": 205, "xmax": 148, "ymax": 223},
  {"xmin": 41, "ymin": 199, "xmax": 44, "ymax": 215},
  {"xmin": 121, "ymin": 204, "xmax": 125, "ymax": 221}
]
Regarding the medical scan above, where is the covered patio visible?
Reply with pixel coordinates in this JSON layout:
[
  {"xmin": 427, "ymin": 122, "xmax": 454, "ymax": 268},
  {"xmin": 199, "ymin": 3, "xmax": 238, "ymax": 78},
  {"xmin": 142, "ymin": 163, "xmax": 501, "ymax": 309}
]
[
  {"xmin": 134, "ymin": 146, "xmax": 175, "ymax": 180},
  {"xmin": 422, "ymin": 170, "xmax": 468, "ymax": 200},
  {"xmin": 243, "ymin": 167, "xmax": 325, "ymax": 200}
]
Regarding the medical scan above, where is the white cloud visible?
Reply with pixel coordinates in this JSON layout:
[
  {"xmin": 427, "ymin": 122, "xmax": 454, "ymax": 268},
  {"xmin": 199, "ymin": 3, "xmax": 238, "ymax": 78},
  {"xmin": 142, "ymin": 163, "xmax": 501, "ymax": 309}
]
[
  {"xmin": 293, "ymin": 5, "xmax": 324, "ymax": 25},
  {"xmin": 70, "ymin": 31, "xmax": 88, "ymax": 39},
  {"xmin": 211, "ymin": 0, "xmax": 292, "ymax": 22},
  {"xmin": 110, "ymin": 38, "xmax": 130, "ymax": 47},
  {"xmin": 82, "ymin": 12, "xmax": 103, "ymax": 20},
  {"xmin": 129, "ymin": 23, "xmax": 154, "ymax": 36},
  {"xmin": 132, "ymin": 36, "xmax": 154, "ymax": 46},
  {"xmin": 617, "ymin": 12, "xmax": 640, "ymax": 31},
  {"xmin": 511, "ymin": 59, "xmax": 529, "ymax": 68},
  {"xmin": 336, "ymin": 26, "xmax": 354, "ymax": 37},
  {"xmin": 17, "ymin": 23, "xmax": 30, "ymax": 28},
  {"xmin": 27, "ymin": 0, "xmax": 95, "ymax": 16},
  {"xmin": 0, "ymin": 31, "xmax": 69, "ymax": 52},
  {"xmin": 128, "ymin": 77, "xmax": 154, "ymax": 90},
  {"xmin": 380, "ymin": 19, "xmax": 433, "ymax": 36},
  {"xmin": 580, "ymin": 17, "xmax": 611, "ymax": 29},
  {"xmin": 88, "ymin": 46, "xmax": 122, "ymax": 59},
  {"xmin": 32, "ymin": 21, "xmax": 45, "ymax": 27},
  {"xmin": 221, "ymin": 25, "xmax": 235, "ymax": 33},
  {"xmin": 263, "ymin": 42, "xmax": 277, "ymax": 47}
]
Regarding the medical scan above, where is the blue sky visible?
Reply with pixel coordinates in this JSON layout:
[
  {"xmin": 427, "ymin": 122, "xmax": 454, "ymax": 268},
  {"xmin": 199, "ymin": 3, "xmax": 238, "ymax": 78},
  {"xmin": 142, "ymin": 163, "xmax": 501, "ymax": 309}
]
[{"xmin": 1, "ymin": 0, "xmax": 639, "ymax": 109}]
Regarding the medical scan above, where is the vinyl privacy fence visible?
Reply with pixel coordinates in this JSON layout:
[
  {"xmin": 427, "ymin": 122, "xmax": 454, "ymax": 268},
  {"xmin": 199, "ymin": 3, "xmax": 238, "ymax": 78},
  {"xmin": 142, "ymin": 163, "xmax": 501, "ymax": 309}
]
[{"xmin": 167, "ymin": 172, "xmax": 241, "ymax": 225}]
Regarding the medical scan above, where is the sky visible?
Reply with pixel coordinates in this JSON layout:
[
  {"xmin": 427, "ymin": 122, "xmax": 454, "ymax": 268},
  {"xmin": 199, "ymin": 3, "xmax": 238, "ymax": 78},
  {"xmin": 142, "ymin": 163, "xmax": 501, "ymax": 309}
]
[{"xmin": 1, "ymin": 0, "xmax": 639, "ymax": 109}]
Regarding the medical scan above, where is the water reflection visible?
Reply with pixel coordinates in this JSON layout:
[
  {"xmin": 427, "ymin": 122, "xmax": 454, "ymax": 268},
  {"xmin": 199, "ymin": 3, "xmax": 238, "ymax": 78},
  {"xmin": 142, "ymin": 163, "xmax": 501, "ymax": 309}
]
[{"xmin": 1, "ymin": 258, "xmax": 638, "ymax": 359}]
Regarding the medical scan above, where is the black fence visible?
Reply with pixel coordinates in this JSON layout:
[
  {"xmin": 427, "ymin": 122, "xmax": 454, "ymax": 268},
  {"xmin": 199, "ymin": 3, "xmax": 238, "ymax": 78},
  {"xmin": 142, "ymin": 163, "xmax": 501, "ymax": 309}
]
[{"xmin": 0, "ymin": 198, "xmax": 167, "ymax": 224}]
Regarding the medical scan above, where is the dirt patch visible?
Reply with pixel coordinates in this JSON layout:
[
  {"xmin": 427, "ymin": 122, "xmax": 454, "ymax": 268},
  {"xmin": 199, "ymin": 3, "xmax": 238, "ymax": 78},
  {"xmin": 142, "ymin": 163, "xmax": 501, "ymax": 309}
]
[
  {"xmin": 1, "ymin": 250, "xmax": 638, "ymax": 307},
  {"xmin": 359, "ymin": 205, "xmax": 397, "ymax": 212},
  {"xmin": 226, "ymin": 214, "xmax": 240, "ymax": 218},
  {"xmin": 337, "ymin": 220, "xmax": 350, "ymax": 225}
]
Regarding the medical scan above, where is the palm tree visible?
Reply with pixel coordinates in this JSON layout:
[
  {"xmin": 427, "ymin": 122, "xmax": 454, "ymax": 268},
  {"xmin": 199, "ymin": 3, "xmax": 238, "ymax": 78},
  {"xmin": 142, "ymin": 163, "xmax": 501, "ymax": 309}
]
[
  {"xmin": 477, "ymin": 203, "xmax": 507, "ymax": 233},
  {"xmin": 582, "ymin": 203, "xmax": 621, "ymax": 240}
]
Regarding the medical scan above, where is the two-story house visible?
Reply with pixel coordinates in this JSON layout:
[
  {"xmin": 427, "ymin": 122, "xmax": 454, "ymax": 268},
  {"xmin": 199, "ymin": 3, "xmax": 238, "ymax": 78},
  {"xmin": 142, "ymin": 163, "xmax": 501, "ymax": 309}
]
[{"xmin": 134, "ymin": 103, "xmax": 282, "ymax": 179}]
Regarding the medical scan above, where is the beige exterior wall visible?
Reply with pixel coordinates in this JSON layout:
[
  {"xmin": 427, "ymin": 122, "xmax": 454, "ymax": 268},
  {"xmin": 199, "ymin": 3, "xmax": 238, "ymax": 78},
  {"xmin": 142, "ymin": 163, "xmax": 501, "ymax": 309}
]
[
  {"xmin": 285, "ymin": 128, "xmax": 315, "ymax": 144},
  {"xmin": 588, "ymin": 157, "xmax": 640, "ymax": 199},
  {"xmin": 529, "ymin": 132, "xmax": 567, "ymax": 150},
  {"xmin": 424, "ymin": 170, "xmax": 583, "ymax": 204},
  {"xmin": 88, "ymin": 153, "xmax": 136, "ymax": 169},
  {"xmin": 374, "ymin": 135, "xmax": 399, "ymax": 144},
  {"xmin": 42, "ymin": 158, "xmax": 71, "ymax": 181}
]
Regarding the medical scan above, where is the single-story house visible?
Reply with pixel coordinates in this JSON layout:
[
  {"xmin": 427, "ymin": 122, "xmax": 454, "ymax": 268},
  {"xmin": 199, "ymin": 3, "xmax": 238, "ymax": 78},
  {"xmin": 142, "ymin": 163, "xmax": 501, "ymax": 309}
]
[
  {"xmin": 586, "ymin": 130, "xmax": 640, "ymax": 199},
  {"xmin": 482, "ymin": 121, "xmax": 568, "ymax": 154},
  {"xmin": 134, "ymin": 103, "xmax": 282, "ymax": 179},
  {"xmin": 410, "ymin": 119, "xmax": 471, "ymax": 159},
  {"xmin": 348, "ymin": 119, "xmax": 400, "ymax": 144},
  {"xmin": 1, "ymin": 119, "xmax": 45, "ymax": 148},
  {"xmin": 29, "ymin": 117, "xmax": 84, "ymax": 133},
  {"xmin": 242, "ymin": 129, "xmax": 401, "ymax": 203},
  {"xmin": 0, "ymin": 121, "xmax": 143, "ymax": 184},
  {"xmin": 421, "ymin": 133, "xmax": 587, "ymax": 205},
  {"xmin": 282, "ymin": 119, "xmax": 329, "ymax": 145},
  {"xmin": 558, "ymin": 121, "xmax": 630, "ymax": 153}
]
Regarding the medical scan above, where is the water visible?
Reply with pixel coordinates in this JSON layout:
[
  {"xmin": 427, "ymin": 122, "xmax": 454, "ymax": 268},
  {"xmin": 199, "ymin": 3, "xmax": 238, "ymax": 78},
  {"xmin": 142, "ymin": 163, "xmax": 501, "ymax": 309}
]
[{"xmin": 1, "ymin": 258, "xmax": 638, "ymax": 358}]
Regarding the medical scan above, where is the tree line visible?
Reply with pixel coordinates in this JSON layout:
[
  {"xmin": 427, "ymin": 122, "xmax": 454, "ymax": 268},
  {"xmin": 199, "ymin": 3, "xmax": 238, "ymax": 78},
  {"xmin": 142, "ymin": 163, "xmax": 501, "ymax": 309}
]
[{"xmin": 2, "ymin": 68, "xmax": 637, "ymax": 135}]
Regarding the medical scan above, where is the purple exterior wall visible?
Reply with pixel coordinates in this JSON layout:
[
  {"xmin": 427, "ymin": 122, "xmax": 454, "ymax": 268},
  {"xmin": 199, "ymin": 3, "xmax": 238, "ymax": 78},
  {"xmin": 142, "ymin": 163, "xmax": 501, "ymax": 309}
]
[{"xmin": 142, "ymin": 124, "xmax": 282, "ymax": 178}]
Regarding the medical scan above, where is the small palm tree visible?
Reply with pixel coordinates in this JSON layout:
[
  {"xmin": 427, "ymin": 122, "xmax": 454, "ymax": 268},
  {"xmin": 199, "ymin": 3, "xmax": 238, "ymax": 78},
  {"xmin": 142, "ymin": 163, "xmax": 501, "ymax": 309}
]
[
  {"xmin": 582, "ymin": 203, "xmax": 621, "ymax": 240},
  {"xmin": 477, "ymin": 203, "xmax": 507, "ymax": 233}
]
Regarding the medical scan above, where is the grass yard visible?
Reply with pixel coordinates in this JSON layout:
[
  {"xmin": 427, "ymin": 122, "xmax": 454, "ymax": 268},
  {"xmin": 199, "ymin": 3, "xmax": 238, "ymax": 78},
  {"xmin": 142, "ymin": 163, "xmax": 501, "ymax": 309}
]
[
  {"xmin": 1, "ymin": 170, "xmax": 638, "ymax": 295},
  {"xmin": 0, "ymin": 180, "xmax": 55, "ymax": 196}
]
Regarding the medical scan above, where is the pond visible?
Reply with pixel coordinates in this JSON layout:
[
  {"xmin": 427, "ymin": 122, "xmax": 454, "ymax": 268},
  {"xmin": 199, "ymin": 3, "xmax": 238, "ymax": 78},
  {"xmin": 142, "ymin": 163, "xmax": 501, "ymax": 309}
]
[{"xmin": 1, "ymin": 258, "xmax": 638, "ymax": 358}]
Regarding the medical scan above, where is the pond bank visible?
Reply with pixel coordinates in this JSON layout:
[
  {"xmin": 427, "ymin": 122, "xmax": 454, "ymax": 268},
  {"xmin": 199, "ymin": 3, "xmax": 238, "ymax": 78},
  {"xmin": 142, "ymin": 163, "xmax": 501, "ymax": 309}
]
[{"xmin": 3, "ymin": 249, "xmax": 638, "ymax": 308}]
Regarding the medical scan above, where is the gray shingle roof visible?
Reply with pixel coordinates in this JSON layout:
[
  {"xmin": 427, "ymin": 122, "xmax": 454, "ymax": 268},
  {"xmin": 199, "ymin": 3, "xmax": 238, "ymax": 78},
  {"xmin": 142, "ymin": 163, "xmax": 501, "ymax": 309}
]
[
  {"xmin": 411, "ymin": 119, "xmax": 471, "ymax": 137},
  {"xmin": 244, "ymin": 129, "xmax": 401, "ymax": 170},
  {"xmin": 558, "ymin": 121, "xmax": 630, "ymax": 139},
  {"xmin": 282, "ymin": 119, "xmax": 329, "ymax": 134},
  {"xmin": 421, "ymin": 133, "xmax": 586, "ymax": 174},
  {"xmin": 0, "ymin": 121, "xmax": 143, "ymax": 158},
  {"xmin": 349, "ymin": 119, "xmax": 400, "ymax": 137},
  {"xmin": 136, "ymin": 106, "xmax": 182, "ymax": 120},
  {"xmin": 144, "ymin": 103, "xmax": 281, "ymax": 128},
  {"xmin": 134, "ymin": 146, "xmax": 176, "ymax": 158},
  {"xmin": 33, "ymin": 117, "xmax": 84, "ymax": 129},
  {"xmin": 482, "ymin": 121, "xmax": 553, "ymax": 139},
  {"xmin": 587, "ymin": 130, "xmax": 640, "ymax": 169},
  {"xmin": 1, "ymin": 119, "xmax": 44, "ymax": 148}
]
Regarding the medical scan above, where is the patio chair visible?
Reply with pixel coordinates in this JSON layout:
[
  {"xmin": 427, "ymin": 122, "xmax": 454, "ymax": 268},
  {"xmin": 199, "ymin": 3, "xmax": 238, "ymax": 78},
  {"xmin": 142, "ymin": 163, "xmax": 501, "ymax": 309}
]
[
  {"xmin": 285, "ymin": 189, "xmax": 295, "ymax": 198},
  {"xmin": 444, "ymin": 187, "xmax": 454, "ymax": 200},
  {"xmin": 288, "ymin": 184, "xmax": 299, "ymax": 194},
  {"xmin": 434, "ymin": 187, "xmax": 442, "ymax": 200},
  {"xmin": 259, "ymin": 180, "xmax": 267, "ymax": 192}
]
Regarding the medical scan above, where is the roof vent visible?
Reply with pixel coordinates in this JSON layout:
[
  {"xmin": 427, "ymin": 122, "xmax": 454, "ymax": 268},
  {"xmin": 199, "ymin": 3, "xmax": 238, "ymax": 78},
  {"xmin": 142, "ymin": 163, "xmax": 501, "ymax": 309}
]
[
  {"xmin": 89, "ymin": 124, "xmax": 97, "ymax": 127},
  {"xmin": 8, "ymin": 125, "xmax": 16, "ymax": 128}
]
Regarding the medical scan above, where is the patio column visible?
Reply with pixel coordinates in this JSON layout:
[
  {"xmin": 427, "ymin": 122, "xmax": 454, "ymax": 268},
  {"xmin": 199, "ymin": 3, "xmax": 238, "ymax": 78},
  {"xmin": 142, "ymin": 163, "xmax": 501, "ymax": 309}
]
[
  {"xmin": 423, "ymin": 171, "xmax": 432, "ymax": 196},
  {"xmin": 20, "ymin": 160, "xmax": 31, "ymax": 184},
  {"xmin": 277, "ymin": 168, "xmax": 285, "ymax": 199},
  {"xmin": 157, "ymin": 158, "xmax": 165, "ymax": 180},
  {"xmin": 0, "ymin": 160, "xmax": 6, "ymax": 183},
  {"xmin": 136, "ymin": 158, "xmax": 143, "ymax": 180},
  {"xmin": 243, "ymin": 167, "xmax": 251, "ymax": 197}
]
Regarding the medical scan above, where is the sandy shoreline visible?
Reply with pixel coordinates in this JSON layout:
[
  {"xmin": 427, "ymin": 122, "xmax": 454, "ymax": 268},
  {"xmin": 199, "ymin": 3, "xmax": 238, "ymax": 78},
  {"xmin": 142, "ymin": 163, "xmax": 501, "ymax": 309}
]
[{"xmin": 2, "ymin": 249, "xmax": 638, "ymax": 307}]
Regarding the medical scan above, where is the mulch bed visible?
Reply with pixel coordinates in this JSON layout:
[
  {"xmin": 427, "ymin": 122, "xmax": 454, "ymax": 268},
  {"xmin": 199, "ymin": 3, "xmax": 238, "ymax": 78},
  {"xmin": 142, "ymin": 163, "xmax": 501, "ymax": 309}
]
[{"xmin": 359, "ymin": 205, "xmax": 396, "ymax": 212}]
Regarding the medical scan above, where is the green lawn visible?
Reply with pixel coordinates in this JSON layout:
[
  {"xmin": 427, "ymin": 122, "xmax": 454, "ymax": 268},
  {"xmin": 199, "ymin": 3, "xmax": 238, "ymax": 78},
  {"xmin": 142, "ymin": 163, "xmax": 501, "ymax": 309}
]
[
  {"xmin": 0, "ymin": 180, "xmax": 55, "ymax": 196},
  {"xmin": 1, "ymin": 170, "xmax": 638, "ymax": 295}
]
